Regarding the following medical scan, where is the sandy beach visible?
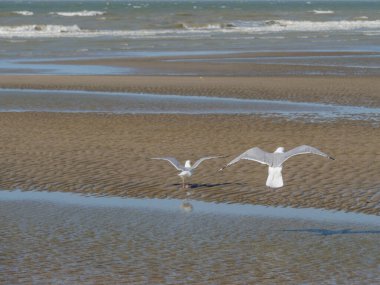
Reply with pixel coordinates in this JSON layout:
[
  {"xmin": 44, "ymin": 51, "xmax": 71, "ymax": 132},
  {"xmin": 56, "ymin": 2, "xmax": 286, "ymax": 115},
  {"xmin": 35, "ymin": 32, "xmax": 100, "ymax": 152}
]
[
  {"xmin": 32, "ymin": 51, "xmax": 380, "ymax": 77},
  {"xmin": 2, "ymin": 1, "xmax": 380, "ymax": 283},
  {"xmin": 2, "ymin": 52, "xmax": 380, "ymax": 109},
  {"xmin": 2, "ymin": 75, "xmax": 380, "ymax": 106},
  {"xmin": 0, "ymin": 111, "xmax": 379, "ymax": 215},
  {"xmin": 1, "ymin": 52, "xmax": 380, "ymax": 215}
]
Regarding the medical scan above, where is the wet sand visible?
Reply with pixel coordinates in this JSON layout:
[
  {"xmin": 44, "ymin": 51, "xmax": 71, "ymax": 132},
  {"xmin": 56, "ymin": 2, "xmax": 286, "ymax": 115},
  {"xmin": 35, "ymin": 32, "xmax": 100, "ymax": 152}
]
[
  {"xmin": 2, "ymin": 89, "xmax": 379, "ymax": 122},
  {"xmin": 1, "ymin": 51, "xmax": 380, "ymax": 284},
  {"xmin": 0, "ymin": 52, "xmax": 379, "ymax": 213},
  {"xmin": 1, "ymin": 75, "xmax": 380, "ymax": 108},
  {"xmin": 1, "ymin": 195, "xmax": 380, "ymax": 284},
  {"xmin": 0, "ymin": 112, "xmax": 379, "ymax": 215},
  {"xmin": 31, "ymin": 51, "xmax": 380, "ymax": 77},
  {"xmin": 2, "ymin": 52, "xmax": 380, "ymax": 109}
]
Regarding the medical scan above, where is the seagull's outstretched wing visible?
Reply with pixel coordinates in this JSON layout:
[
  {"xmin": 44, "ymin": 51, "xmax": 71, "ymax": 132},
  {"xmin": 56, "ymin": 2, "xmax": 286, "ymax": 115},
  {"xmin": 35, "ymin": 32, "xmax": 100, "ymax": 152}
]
[
  {"xmin": 151, "ymin": 157, "xmax": 184, "ymax": 171},
  {"xmin": 282, "ymin": 145, "xmax": 334, "ymax": 164},
  {"xmin": 220, "ymin": 147, "xmax": 272, "ymax": 170},
  {"xmin": 191, "ymin": 156, "xmax": 225, "ymax": 169}
]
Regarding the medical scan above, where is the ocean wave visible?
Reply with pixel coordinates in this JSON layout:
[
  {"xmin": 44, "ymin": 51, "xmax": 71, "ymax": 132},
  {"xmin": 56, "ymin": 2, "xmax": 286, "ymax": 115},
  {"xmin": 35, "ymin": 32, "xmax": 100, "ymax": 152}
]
[
  {"xmin": 1, "ymin": 20, "xmax": 380, "ymax": 38},
  {"xmin": 312, "ymin": 10, "xmax": 335, "ymax": 14},
  {"xmin": 353, "ymin": 16, "xmax": 369, "ymax": 20},
  {"xmin": 261, "ymin": 20, "xmax": 380, "ymax": 32},
  {"xmin": 176, "ymin": 22, "xmax": 236, "ymax": 30},
  {"xmin": 49, "ymin": 10, "xmax": 105, "ymax": 17},
  {"xmin": 231, "ymin": 20, "xmax": 380, "ymax": 33},
  {"xmin": 0, "ymin": 25, "xmax": 83, "ymax": 38},
  {"xmin": 12, "ymin": 11, "xmax": 34, "ymax": 16}
]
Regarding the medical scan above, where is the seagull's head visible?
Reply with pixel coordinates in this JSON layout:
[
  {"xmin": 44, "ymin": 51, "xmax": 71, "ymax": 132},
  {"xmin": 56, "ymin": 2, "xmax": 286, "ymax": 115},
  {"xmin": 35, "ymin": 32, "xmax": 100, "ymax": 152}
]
[
  {"xmin": 274, "ymin": 147, "xmax": 285, "ymax": 153},
  {"xmin": 184, "ymin": 160, "xmax": 191, "ymax": 168}
]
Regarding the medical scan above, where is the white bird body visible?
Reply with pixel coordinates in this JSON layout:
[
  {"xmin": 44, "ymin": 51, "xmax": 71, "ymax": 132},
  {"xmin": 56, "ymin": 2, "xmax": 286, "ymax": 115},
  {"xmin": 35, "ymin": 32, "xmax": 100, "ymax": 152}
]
[
  {"xmin": 179, "ymin": 170, "xmax": 192, "ymax": 178},
  {"xmin": 179, "ymin": 160, "xmax": 193, "ymax": 178},
  {"xmin": 221, "ymin": 145, "xmax": 334, "ymax": 188},
  {"xmin": 152, "ymin": 156, "xmax": 224, "ymax": 188},
  {"xmin": 267, "ymin": 166, "xmax": 283, "ymax": 188},
  {"xmin": 266, "ymin": 147, "xmax": 285, "ymax": 188}
]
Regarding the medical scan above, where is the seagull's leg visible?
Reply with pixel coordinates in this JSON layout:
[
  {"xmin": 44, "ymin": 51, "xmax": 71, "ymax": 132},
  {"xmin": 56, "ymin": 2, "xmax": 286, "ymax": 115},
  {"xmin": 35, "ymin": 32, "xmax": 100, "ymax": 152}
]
[{"xmin": 181, "ymin": 176, "xmax": 185, "ymax": 188}]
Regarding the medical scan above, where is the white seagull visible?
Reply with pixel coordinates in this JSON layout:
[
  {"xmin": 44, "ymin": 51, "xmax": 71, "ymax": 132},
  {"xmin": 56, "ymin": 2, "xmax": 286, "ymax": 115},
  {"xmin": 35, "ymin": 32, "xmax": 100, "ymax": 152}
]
[
  {"xmin": 151, "ymin": 156, "xmax": 224, "ymax": 188},
  {"xmin": 220, "ymin": 145, "xmax": 334, "ymax": 188}
]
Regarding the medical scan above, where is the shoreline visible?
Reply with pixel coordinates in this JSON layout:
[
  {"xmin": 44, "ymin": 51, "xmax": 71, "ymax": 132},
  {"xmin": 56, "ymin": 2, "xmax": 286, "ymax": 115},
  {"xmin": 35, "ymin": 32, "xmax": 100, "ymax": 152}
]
[
  {"xmin": 20, "ymin": 51, "xmax": 380, "ymax": 77},
  {"xmin": 1, "ymin": 88, "xmax": 379, "ymax": 122},
  {"xmin": 1, "ymin": 75, "xmax": 380, "ymax": 107},
  {"xmin": 2, "ymin": 189, "xmax": 380, "ymax": 226}
]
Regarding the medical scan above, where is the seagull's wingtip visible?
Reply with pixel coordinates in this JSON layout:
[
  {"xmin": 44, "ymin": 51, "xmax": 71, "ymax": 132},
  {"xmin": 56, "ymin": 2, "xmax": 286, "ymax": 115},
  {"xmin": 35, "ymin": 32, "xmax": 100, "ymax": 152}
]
[{"xmin": 329, "ymin": 156, "xmax": 335, "ymax": 160}]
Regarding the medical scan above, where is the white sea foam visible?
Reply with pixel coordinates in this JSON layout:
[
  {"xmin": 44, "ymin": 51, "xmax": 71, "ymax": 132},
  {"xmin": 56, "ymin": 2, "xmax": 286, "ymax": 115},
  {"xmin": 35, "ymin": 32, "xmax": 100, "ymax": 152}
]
[
  {"xmin": 49, "ymin": 10, "xmax": 105, "ymax": 17},
  {"xmin": 268, "ymin": 20, "xmax": 380, "ymax": 31},
  {"xmin": 12, "ymin": 11, "xmax": 34, "ymax": 16},
  {"xmin": 1, "ymin": 20, "xmax": 380, "ymax": 39},
  {"xmin": 0, "ymin": 25, "xmax": 83, "ymax": 38},
  {"xmin": 179, "ymin": 22, "xmax": 232, "ymax": 30},
  {"xmin": 312, "ymin": 10, "xmax": 335, "ymax": 14},
  {"xmin": 364, "ymin": 31, "xmax": 380, "ymax": 36},
  {"xmin": 354, "ymin": 16, "xmax": 369, "ymax": 20},
  {"xmin": 234, "ymin": 20, "xmax": 380, "ymax": 33}
]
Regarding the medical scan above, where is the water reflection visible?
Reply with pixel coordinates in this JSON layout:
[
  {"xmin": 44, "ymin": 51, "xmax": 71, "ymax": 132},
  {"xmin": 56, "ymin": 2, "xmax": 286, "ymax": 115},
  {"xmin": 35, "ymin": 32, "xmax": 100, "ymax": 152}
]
[
  {"xmin": 0, "ymin": 58, "xmax": 132, "ymax": 75},
  {"xmin": 1, "ymin": 189, "xmax": 380, "ymax": 225},
  {"xmin": 1, "ymin": 88, "xmax": 380, "ymax": 122},
  {"xmin": 284, "ymin": 228, "xmax": 380, "ymax": 236},
  {"xmin": 1, "ymin": 190, "xmax": 380, "ymax": 284},
  {"xmin": 180, "ymin": 201, "xmax": 193, "ymax": 213}
]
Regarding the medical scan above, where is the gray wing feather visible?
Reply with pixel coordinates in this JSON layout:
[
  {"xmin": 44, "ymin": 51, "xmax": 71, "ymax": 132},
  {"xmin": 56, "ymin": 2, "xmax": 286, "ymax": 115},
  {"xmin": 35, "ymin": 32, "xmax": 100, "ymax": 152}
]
[
  {"xmin": 191, "ymin": 156, "xmax": 225, "ymax": 169},
  {"xmin": 282, "ymin": 145, "xmax": 333, "ymax": 164},
  {"xmin": 221, "ymin": 147, "xmax": 272, "ymax": 170},
  {"xmin": 151, "ymin": 157, "xmax": 184, "ymax": 171}
]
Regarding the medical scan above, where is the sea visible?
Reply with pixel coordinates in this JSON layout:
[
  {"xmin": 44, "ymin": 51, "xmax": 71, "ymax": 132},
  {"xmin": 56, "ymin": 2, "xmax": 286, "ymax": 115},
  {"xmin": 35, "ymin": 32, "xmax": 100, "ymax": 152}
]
[{"xmin": 1, "ymin": 0, "xmax": 380, "ymax": 60}]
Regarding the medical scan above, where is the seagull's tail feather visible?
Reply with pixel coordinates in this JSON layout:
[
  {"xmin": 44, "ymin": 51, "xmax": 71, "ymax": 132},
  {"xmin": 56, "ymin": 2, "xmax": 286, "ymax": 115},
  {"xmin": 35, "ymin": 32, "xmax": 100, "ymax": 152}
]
[{"xmin": 266, "ymin": 167, "xmax": 284, "ymax": 188}]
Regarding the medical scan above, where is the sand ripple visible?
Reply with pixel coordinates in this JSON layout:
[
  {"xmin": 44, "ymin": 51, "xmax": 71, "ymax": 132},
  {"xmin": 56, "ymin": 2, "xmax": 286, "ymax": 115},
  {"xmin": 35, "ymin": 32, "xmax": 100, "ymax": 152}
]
[
  {"xmin": 0, "ymin": 113, "xmax": 379, "ymax": 215},
  {"xmin": 1, "ymin": 201, "xmax": 380, "ymax": 284}
]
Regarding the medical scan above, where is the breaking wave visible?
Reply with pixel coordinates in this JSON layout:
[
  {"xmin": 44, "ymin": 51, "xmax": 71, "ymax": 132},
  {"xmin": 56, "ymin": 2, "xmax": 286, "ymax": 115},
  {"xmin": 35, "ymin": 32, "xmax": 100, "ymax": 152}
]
[
  {"xmin": 12, "ymin": 11, "xmax": 34, "ymax": 16},
  {"xmin": 49, "ymin": 10, "xmax": 105, "ymax": 17},
  {"xmin": 175, "ymin": 22, "xmax": 236, "ymax": 29},
  {"xmin": 312, "ymin": 10, "xmax": 335, "ymax": 14},
  {"xmin": 178, "ymin": 20, "xmax": 380, "ymax": 33},
  {"xmin": 231, "ymin": 20, "xmax": 380, "ymax": 33},
  {"xmin": 0, "ymin": 25, "xmax": 83, "ymax": 38},
  {"xmin": 1, "ymin": 20, "xmax": 380, "ymax": 38}
]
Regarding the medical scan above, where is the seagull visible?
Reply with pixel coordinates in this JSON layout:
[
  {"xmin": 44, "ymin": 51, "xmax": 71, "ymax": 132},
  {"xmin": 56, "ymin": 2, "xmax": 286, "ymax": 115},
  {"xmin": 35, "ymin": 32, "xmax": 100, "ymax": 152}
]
[
  {"xmin": 151, "ymin": 156, "xmax": 224, "ymax": 188},
  {"xmin": 220, "ymin": 145, "xmax": 334, "ymax": 188}
]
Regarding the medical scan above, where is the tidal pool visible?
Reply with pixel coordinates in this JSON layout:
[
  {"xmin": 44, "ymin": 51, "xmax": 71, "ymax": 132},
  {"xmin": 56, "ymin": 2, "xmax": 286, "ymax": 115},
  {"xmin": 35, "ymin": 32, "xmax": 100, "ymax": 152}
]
[
  {"xmin": 1, "ymin": 88, "xmax": 380, "ymax": 122},
  {"xmin": 1, "ymin": 190, "xmax": 379, "ymax": 284}
]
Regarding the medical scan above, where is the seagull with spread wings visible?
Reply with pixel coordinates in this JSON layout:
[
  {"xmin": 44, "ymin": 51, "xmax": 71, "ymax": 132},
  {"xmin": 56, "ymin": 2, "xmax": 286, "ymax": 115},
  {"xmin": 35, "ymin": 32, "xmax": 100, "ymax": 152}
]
[
  {"xmin": 220, "ymin": 145, "xmax": 334, "ymax": 188},
  {"xmin": 151, "ymin": 156, "xmax": 225, "ymax": 188}
]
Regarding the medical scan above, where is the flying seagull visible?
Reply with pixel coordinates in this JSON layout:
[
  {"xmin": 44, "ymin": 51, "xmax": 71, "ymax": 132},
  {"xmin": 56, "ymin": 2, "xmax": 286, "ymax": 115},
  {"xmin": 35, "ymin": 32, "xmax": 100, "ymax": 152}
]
[
  {"xmin": 151, "ymin": 156, "xmax": 224, "ymax": 188},
  {"xmin": 220, "ymin": 145, "xmax": 334, "ymax": 188}
]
